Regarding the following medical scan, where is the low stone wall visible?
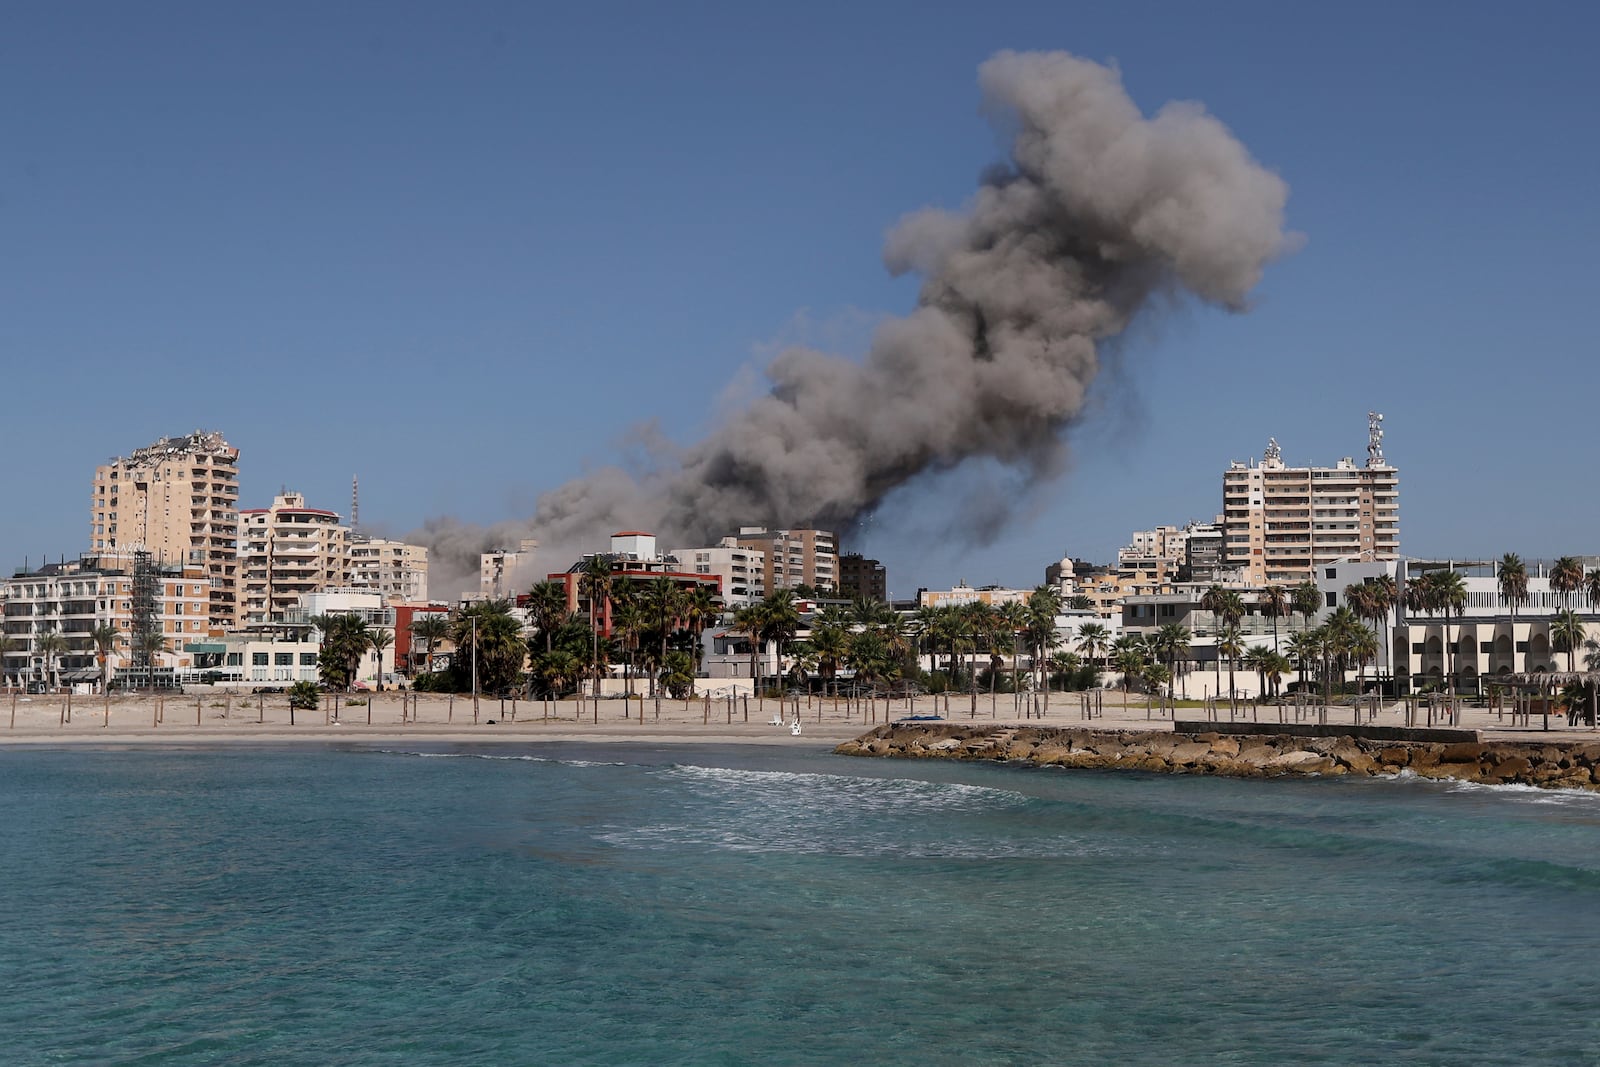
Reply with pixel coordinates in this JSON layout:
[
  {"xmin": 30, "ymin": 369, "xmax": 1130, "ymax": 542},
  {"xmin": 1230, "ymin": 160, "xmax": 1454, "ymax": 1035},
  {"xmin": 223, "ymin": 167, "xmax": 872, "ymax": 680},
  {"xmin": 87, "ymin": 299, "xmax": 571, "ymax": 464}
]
[{"xmin": 835, "ymin": 724, "xmax": 1600, "ymax": 791}]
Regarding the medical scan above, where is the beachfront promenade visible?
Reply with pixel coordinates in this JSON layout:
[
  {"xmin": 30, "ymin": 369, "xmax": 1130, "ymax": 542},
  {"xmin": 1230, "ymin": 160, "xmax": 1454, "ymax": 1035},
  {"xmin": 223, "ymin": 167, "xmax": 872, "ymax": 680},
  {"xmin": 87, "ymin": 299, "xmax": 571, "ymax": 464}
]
[{"xmin": 1, "ymin": 688, "xmax": 1594, "ymax": 746}]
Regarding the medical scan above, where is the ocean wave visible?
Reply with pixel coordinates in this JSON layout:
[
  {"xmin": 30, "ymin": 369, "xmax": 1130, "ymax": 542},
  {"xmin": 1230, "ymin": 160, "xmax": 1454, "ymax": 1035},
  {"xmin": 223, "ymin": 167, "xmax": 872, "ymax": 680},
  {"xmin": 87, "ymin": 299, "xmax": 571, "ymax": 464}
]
[
  {"xmin": 663, "ymin": 763, "xmax": 1030, "ymax": 814},
  {"xmin": 379, "ymin": 750, "xmax": 627, "ymax": 768},
  {"xmin": 597, "ymin": 822, "xmax": 1114, "ymax": 860},
  {"xmin": 1377, "ymin": 768, "xmax": 1600, "ymax": 805}
]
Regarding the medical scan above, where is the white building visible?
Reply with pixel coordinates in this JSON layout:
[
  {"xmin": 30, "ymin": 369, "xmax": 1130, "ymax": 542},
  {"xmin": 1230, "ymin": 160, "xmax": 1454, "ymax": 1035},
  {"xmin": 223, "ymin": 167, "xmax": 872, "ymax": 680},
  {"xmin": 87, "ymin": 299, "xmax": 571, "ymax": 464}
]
[
  {"xmin": 1, "ymin": 554, "xmax": 211, "ymax": 689},
  {"xmin": 349, "ymin": 537, "xmax": 429, "ymax": 602},
  {"xmin": 672, "ymin": 537, "xmax": 766, "ymax": 607},
  {"xmin": 480, "ymin": 539, "xmax": 537, "ymax": 600}
]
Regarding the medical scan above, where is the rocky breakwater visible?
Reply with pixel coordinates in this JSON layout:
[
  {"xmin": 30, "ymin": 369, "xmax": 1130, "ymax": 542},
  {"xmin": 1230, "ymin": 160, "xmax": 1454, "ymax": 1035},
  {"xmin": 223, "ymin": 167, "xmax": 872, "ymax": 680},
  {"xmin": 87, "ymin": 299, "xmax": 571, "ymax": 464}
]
[{"xmin": 835, "ymin": 724, "xmax": 1600, "ymax": 791}]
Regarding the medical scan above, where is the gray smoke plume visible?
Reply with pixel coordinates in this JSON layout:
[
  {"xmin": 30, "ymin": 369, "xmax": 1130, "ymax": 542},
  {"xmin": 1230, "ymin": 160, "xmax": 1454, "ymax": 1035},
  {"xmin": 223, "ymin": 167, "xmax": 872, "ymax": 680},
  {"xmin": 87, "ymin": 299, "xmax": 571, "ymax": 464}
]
[{"xmin": 414, "ymin": 51, "xmax": 1293, "ymax": 594}]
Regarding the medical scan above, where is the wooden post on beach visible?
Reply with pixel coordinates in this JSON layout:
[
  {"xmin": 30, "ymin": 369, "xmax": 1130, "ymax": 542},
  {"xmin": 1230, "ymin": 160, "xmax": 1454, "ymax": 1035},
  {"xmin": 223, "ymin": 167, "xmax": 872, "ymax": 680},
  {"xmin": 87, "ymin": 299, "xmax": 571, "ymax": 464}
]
[
  {"xmin": 153, "ymin": 698, "xmax": 159, "ymax": 727},
  {"xmin": 11, "ymin": 691, "xmax": 16, "ymax": 729},
  {"xmin": 60, "ymin": 695, "xmax": 66, "ymax": 726},
  {"xmin": 197, "ymin": 695, "xmax": 202, "ymax": 726},
  {"xmin": 367, "ymin": 697, "xmax": 372, "ymax": 725},
  {"xmin": 258, "ymin": 694, "xmax": 264, "ymax": 723},
  {"xmin": 224, "ymin": 692, "xmax": 231, "ymax": 721},
  {"xmin": 448, "ymin": 695, "xmax": 454, "ymax": 723}
]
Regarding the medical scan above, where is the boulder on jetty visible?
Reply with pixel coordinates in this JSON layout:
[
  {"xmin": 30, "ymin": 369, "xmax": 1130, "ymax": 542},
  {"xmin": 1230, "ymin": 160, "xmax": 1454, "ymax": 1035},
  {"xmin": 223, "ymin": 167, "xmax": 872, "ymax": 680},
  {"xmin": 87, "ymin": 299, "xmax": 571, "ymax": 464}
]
[{"xmin": 836, "ymin": 724, "xmax": 1600, "ymax": 792}]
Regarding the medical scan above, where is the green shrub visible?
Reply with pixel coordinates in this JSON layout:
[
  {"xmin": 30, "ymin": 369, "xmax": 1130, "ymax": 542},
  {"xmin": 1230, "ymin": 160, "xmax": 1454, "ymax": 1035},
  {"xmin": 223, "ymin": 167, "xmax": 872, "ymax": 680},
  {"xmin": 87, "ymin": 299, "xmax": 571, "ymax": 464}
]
[{"xmin": 287, "ymin": 680, "xmax": 320, "ymax": 710}]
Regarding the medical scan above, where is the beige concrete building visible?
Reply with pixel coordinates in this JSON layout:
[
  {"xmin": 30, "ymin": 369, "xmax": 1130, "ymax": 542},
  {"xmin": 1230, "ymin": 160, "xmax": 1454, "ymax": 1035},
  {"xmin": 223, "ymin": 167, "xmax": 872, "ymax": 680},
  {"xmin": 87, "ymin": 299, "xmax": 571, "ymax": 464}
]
[
  {"xmin": 92, "ymin": 430, "xmax": 240, "ymax": 631},
  {"xmin": 732, "ymin": 527, "xmax": 837, "ymax": 593},
  {"xmin": 239, "ymin": 493, "xmax": 350, "ymax": 624},
  {"xmin": 350, "ymin": 537, "xmax": 429, "ymax": 603},
  {"xmin": 1, "ymin": 553, "xmax": 210, "ymax": 688},
  {"xmin": 672, "ymin": 537, "xmax": 766, "ymax": 607},
  {"xmin": 480, "ymin": 539, "xmax": 538, "ymax": 600},
  {"xmin": 1223, "ymin": 415, "xmax": 1399, "ymax": 586}
]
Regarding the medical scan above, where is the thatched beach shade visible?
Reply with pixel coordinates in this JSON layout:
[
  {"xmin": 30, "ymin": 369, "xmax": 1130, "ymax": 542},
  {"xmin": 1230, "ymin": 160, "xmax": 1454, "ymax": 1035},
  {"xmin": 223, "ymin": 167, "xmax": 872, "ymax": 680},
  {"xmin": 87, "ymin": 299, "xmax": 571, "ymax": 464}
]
[{"xmin": 1486, "ymin": 672, "xmax": 1600, "ymax": 730}]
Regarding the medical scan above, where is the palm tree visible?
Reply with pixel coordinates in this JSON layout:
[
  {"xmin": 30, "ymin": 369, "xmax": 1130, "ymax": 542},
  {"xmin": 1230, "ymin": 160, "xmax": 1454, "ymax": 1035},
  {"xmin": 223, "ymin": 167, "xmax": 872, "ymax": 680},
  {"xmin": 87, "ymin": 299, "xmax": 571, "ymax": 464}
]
[
  {"xmin": 1427, "ymin": 569, "xmax": 1467, "ymax": 700},
  {"xmin": 35, "ymin": 629, "xmax": 67, "ymax": 692},
  {"xmin": 1075, "ymin": 622, "xmax": 1110, "ymax": 671},
  {"xmin": 1370, "ymin": 572, "xmax": 1398, "ymax": 691},
  {"xmin": 1552, "ymin": 609, "xmax": 1586, "ymax": 674},
  {"xmin": 409, "ymin": 612, "xmax": 449, "ymax": 675},
  {"xmin": 610, "ymin": 596, "xmax": 645, "ymax": 699},
  {"xmin": 682, "ymin": 585, "xmax": 722, "ymax": 692},
  {"xmin": 758, "ymin": 589, "xmax": 800, "ymax": 697},
  {"xmin": 91, "ymin": 622, "xmax": 119, "ymax": 693},
  {"xmin": 732, "ymin": 602, "xmax": 765, "ymax": 693},
  {"xmin": 1109, "ymin": 635, "xmax": 1145, "ymax": 697},
  {"xmin": 808, "ymin": 620, "xmax": 850, "ymax": 694},
  {"xmin": 1552, "ymin": 556, "xmax": 1585, "ymax": 611},
  {"xmin": 1200, "ymin": 586, "xmax": 1244, "ymax": 694},
  {"xmin": 1152, "ymin": 623, "xmax": 1192, "ymax": 697},
  {"xmin": 1497, "ymin": 553, "xmax": 1529, "ymax": 624},
  {"xmin": 579, "ymin": 555, "xmax": 614, "ymax": 700},
  {"xmin": 1287, "ymin": 629, "xmax": 1318, "ymax": 696},
  {"xmin": 367, "ymin": 628, "xmax": 393, "ymax": 691},
  {"xmin": 1348, "ymin": 626, "xmax": 1379, "ymax": 694},
  {"xmin": 1292, "ymin": 580, "xmax": 1323, "ymax": 633},
  {"xmin": 959, "ymin": 601, "xmax": 994, "ymax": 715},
  {"xmin": 1216, "ymin": 625, "xmax": 1245, "ymax": 702},
  {"xmin": 524, "ymin": 580, "xmax": 570, "ymax": 656},
  {"xmin": 1242, "ymin": 644, "xmax": 1274, "ymax": 702},
  {"xmin": 1260, "ymin": 584, "xmax": 1287, "ymax": 653},
  {"xmin": 643, "ymin": 577, "xmax": 685, "ymax": 700}
]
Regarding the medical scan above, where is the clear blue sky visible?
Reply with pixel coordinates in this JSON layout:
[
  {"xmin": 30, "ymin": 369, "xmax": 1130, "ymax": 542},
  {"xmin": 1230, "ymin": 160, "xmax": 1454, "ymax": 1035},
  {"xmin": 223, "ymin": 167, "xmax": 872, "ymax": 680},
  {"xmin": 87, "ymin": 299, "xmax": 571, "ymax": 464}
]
[{"xmin": 4, "ymin": 1, "xmax": 1598, "ymax": 596}]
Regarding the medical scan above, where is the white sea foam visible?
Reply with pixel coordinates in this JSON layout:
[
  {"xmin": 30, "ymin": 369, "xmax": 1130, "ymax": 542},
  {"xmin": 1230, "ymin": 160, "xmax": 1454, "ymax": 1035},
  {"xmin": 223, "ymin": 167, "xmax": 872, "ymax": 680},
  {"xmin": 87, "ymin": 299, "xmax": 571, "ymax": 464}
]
[
  {"xmin": 597, "ymin": 822, "xmax": 1112, "ymax": 861},
  {"xmin": 665, "ymin": 763, "xmax": 1029, "ymax": 812},
  {"xmin": 381, "ymin": 750, "xmax": 627, "ymax": 768}
]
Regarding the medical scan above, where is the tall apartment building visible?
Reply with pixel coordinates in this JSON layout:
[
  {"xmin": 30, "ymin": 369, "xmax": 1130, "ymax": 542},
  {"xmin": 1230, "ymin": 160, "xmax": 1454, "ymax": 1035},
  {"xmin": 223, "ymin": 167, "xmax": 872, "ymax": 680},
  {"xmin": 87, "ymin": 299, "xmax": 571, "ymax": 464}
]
[
  {"xmin": 239, "ymin": 492, "xmax": 350, "ymax": 624},
  {"xmin": 838, "ymin": 553, "xmax": 887, "ymax": 602},
  {"xmin": 732, "ymin": 527, "xmax": 837, "ymax": 593},
  {"xmin": 1, "ymin": 553, "xmax": 211, "ymax": 688},
  {"xmin": 350, "ymin": 537, "xmax": 429, "ymax": 603},
  {"xmin": 480, "ymin": 539, "xmax": 538, "ymax": 600},
  {"xmin": 1223, "ymin": 415, "xmax": 1400, "ymax": 586},
  {"xmin": 92, "ymin": 430, "xmax": 240, "ymax": 631}
]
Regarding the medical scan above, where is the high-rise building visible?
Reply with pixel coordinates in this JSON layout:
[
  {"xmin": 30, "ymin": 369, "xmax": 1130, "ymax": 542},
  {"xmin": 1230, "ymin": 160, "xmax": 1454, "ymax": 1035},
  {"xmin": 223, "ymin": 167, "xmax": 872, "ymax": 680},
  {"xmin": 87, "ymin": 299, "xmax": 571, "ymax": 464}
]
[
  {"xmin": 1223, "ymin": 414, "xmax": 1400, "ymax": 586},
  {"xmin": 239, "ymin": 492, "xmax": 350, "ymax": 624},
  {"xmin": 349, "ymin": 537, "xmax": 429, "ymax": 603},
  {"xmin": 92, "ymin": 430, "xmax": 241, "ymax": 632},
  {"xmin": 732, "ymin": 527, "xmax": 837, "ymax": 593},
  {"xmin": 838, "ymin": 553, "xmax": 887, "ymax": 602},
  {"xmin": 480, "ymin": 539, "xmax": 538, "ymax": 601}
]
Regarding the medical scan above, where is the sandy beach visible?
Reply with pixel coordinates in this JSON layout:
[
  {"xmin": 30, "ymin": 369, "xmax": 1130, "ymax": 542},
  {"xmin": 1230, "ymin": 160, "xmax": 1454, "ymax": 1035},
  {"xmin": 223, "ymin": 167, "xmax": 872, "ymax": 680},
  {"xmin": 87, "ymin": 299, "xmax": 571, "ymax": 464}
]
[{"xmin": 2, "ymin": 688, "xmax": 1596, "ymax": 747}]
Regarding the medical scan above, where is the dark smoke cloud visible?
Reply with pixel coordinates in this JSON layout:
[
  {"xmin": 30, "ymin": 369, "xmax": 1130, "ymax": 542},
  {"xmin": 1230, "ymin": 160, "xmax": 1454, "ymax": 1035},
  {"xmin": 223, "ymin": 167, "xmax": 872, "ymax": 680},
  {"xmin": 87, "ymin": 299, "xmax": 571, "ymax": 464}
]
[{"xmin": 412, "ymin": 51, "xmax": 1294, "ymax": 597}]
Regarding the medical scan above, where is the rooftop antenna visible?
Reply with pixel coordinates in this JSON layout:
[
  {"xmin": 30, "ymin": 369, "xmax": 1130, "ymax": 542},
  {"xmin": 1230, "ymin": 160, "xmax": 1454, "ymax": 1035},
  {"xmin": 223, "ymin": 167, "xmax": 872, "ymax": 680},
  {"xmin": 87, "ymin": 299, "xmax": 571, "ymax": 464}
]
[
  {"xmin": 351, "ymin": 475, "xmax": 359, "ymax": 534},
  {"xmin": 1367, "ymin": 412, "xmax": 1385, "ymax": 467}
]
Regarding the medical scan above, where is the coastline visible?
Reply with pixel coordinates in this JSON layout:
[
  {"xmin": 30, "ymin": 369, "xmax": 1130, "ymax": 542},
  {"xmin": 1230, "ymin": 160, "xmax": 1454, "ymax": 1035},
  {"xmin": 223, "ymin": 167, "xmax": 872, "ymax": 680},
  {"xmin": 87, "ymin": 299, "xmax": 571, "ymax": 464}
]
[
  {"xmin": 837, "ymin": 722, "xmax": 1600, "ymax": 791},
  {"xmin": 5, "ymin": 689, "xmax": 1598, "ymax": 750}
]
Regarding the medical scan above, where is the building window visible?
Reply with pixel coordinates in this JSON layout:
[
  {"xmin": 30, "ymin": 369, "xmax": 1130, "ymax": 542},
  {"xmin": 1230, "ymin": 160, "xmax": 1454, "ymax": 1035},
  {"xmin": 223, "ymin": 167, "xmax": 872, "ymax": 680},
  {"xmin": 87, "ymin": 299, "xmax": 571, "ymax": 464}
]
[
  {"xmin": 226, "ymin": 653, "xmax": 243, "ymax": 666},
  {"xmin": 301, "ymin": 653, "xmax": 317, "ymax": 666},
  {"xmin": 275, "ymin": 653, "xmax": 293, "ymax": 666},
  {"xmin": 252, "ymin": 652, "xmax": 269, "ymax": 666},
  {"xmin": 1325, "ymin": 592, "xmax": 1336, "ymax": 608}
]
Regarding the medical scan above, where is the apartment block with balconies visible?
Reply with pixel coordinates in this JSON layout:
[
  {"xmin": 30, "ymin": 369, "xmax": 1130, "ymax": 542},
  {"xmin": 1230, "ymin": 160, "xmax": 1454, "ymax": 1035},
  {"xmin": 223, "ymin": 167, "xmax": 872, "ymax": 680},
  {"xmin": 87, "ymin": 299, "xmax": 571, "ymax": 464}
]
[
  {"xmin": 1223, "ymin": 426, "xmax": 1399, "ymax": 587},
  {"xmin": 92, "ymin": 430, "xmax": 240, "ymax": 631},
  {"xmin": 239, "ymin": 493, "xmax": 350, "ymax": 625}
]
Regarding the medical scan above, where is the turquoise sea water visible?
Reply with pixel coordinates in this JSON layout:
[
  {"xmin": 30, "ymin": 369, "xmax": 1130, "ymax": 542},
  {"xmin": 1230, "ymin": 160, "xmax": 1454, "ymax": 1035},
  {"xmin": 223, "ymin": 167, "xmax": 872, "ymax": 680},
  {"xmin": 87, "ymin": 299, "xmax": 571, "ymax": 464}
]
[{"xmin": 3, "ymin": 743, "xmax": 1599, "ymax": 1065}]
